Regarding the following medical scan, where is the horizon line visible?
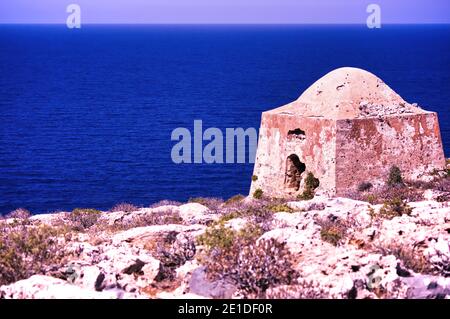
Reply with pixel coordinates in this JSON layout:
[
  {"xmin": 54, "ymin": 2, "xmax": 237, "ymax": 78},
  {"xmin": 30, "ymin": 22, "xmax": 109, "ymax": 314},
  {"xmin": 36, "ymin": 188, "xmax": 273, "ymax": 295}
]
[{"xmin": 1, "ymin": 22, "xmax": 450, "ymax": 25}]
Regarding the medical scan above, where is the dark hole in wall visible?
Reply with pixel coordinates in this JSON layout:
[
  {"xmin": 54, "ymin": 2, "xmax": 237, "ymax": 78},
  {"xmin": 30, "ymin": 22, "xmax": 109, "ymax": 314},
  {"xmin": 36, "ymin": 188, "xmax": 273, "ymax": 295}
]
[
  {"xmin": 288, "ymin": 128, "xmax": 306, "ymax": 136},
  {"xmin": 284, "ymin": 154, "xmax": 306, "ymax": 190}
]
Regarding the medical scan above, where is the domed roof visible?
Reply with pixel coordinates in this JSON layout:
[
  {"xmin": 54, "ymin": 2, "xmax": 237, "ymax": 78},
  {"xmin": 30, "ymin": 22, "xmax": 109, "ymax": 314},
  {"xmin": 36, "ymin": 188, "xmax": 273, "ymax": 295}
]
[{"xmin": 269, "ymin": 67, "xmax": 424, "ymax": 119}]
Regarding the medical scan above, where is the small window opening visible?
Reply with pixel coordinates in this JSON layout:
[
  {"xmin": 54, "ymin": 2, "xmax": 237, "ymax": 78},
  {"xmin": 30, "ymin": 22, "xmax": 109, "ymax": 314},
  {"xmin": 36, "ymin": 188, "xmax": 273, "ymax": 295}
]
[{"xmin": 288, "ymin": 128, "xmax": 305, "ymax": 136}]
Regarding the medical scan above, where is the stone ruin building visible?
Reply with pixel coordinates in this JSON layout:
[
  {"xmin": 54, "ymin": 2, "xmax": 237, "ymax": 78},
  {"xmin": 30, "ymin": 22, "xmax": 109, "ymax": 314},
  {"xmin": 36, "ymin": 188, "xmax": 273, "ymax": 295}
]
[{"xmin": 250, "ymin": 67, "xmax": 446, "ymax": 197}]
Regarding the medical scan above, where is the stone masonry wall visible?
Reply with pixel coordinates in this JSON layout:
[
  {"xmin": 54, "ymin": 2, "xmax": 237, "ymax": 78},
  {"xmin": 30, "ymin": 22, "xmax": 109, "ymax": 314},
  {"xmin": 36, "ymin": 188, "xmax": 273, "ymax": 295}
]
[
  {"xmin": 250, "ymin": 113, "xmax": 337, "ymax": 197},
  {"xmin": 335, "ymin": 112, "xmax": 446, "ymax": 195}
]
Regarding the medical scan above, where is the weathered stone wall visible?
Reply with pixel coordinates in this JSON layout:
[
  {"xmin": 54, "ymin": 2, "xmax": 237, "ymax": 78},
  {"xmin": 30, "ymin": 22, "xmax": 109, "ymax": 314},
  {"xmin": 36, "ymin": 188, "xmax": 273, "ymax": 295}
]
[
  {"xmin": 335, "ymin": 112, "xmax": 446, "ymax": 195},
  {"xmin": 250, "ymin": 113, "xmax": 337, "ymax": 197}
]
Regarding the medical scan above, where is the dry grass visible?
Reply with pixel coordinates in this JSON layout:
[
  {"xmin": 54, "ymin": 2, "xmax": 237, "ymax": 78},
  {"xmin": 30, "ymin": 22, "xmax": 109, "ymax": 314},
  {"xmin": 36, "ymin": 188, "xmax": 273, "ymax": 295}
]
[
  {"xmin": 197, "ymin": 220, "xmax": 297, "ymax": 297},
  {"xmin": 378, "ymin": 243, "xmax": 434, "ymax": 275},
  {"xmin": 316, "ymin": 217, "xmax": 348, "ymax": 246},
  {"xmin": 109, "ymin": 202, "xmax": 139, "ymax": 213},
  {"xmin": 265, "ymin": 281, "xmax": 329, "ymax": 299},
  {"xmin": 0, "ymin": 218, "xmax": 67, "ymax": 285}
]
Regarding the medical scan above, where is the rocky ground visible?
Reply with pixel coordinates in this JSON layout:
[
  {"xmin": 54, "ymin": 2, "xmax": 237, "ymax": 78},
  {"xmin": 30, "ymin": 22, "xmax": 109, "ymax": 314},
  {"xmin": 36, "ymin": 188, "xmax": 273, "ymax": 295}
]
[{"xmin": 0, "ymin": 185, "xmax": 449, "ymax": 299}]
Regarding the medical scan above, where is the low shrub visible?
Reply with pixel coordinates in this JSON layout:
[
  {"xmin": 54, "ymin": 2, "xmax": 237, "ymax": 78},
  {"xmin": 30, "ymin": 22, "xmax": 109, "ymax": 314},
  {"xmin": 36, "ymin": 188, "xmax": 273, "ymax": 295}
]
[
  {"xmin": 316, "ymin": 217, "xmax": 347, "ymax": 246},
  {"xmin": 234, "ymin": 238, "xmax": 297, "ymax": 297},
  {"xmin": 153, "ymin": 233, "xmax": 196, "ymax": 282},
  {"xmin": 216, "ymin": 211, "xmax": 241, "ymax": 224},
  {"xmin": 110, "ymin": 202, "xmax": 138, "ymax": 213},
  {"xmin": 378, "ymin": 243, "xmax": 433, "ymax": 275},
  {"xmin": 267, "ymin": 204, "xmax": 294, "ymax": 213},
  {"xmin": 149, "ymin": 200, "xmax": 182, "ymax": 208},
  {"xmin": 358, "ymin": 182, "xmax": 373, "ymax": 192},
  {"xmin": 265, "ymin": 281, "xmax": 329, "ymax": 299},
  {"xmin": 197, "ymin": 222, "xmax": 236, "ymax": 251},
  {"xmin": 68, "ymin": 208, "xmax": 102, "ymax": 231},
  {"xmin": 6, "ymin": 208, "xmax": 31, "ymax": 219},
  {"xmin": 365, "ymin": 194, "xmax": 378, "ymax": 205},
  {"xmin": 436, "ymin": 193, "xmax": 450, "ymax": 203},
  {"xmin": 434, "ymin": 177, "xmax": 450, "ymax": 193},
  {"xmin": 215, "ymin": 201, "xmax": 274, "ymax": 230},
  {"xmin": 224, "ymin": 194, "xmax": 245, "ymax": 206},
  {"xmin": 243, "ymin": 203, "xmax": 274, "ymax": 227},
  {"xmin": 0, "ymin": 219, "xmax": 65, "ymax": 285},
  {"xmin": 348, "ymin": 185, "xmax": 423, "ymax": 205},
  {"xmin": 320, "ymin": 227, "xmax": 344, "ymax": 246},
  {"xmin": 297, "ymin": 188, "xmax": 314, "ymax": 200},
  {"xmin": 253, "ymin": 188, "xmax": 263, "ymax": 199},
  {"xmin": 112, "ymin": 209, "xmax": 183, "ymax": 231},
  {"xmin": 197, "ymin": 221, "xmax": 297, "ymax": 297},
  {"xmin": 188, "ymin": 197, "xmax": 224, "ymax": 210},
  {"xmin": 251, "ymin": 175, "xmax": 258, "ymax": 182},
  {"xmin": 378, "ymin": 198, "xmax": 412, "ymax": 219},
  {"xmin": 387, "ymin": 166, "xmax": 404, "ymax": 187},
  {"xmin": 305, "ymin": 172, "xmax": 320, "ymax": 190},
  {"xmin": 297, "ymin": 172, "xmax": 319, "ymax": 200},
  {"xmin": 347, "ymin": 163, "xmax": 449, "ymax": 204}
]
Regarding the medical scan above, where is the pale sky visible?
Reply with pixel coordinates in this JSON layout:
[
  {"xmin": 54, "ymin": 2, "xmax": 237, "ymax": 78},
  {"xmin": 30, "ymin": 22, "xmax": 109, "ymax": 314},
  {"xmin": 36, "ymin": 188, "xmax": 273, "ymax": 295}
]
[{"xmin": 0, "ymin": 0, "xmax": 449, "ymax": 24}]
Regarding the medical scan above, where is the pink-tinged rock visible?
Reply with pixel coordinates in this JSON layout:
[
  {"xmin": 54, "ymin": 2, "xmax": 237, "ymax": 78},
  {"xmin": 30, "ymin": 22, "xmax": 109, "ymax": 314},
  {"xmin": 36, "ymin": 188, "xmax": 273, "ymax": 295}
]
[
  {"xmin": 0, "ymin": 275, "xmax": 136, "ymax": 299},
  {"xmin": 258, "ymin": 227, "xmax": 314, "ymax": 255},
  {"xmin": 178, "ymin": 203, "xmax": 214, "ymax": 224},
  {"xmin": 224, "ymin": 217, "xmax": 248, "ymax": 231},
  {"xmin": 112, "ymin": 224, "xmax": 205, "ymax": 245}
]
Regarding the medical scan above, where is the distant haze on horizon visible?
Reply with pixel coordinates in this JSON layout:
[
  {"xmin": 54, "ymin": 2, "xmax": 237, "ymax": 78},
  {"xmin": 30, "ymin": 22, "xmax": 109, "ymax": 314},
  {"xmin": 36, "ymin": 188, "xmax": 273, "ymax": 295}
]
[{"xmin": 0, "ymin": 0, "xmax": 449, "ymax": 24}]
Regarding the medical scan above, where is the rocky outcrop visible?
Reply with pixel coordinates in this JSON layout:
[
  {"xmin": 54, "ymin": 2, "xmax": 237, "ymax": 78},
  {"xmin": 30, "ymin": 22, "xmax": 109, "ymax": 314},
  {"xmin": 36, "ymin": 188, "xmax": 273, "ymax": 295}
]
[
  {"xmin": 179, "ymin": 203, "xmax": 215, "ymax": 224},
  {"xmin": 0, "ymin": 275, "xmax": 140, "ymax": 299},
  {"xmin": 1, "ymin": 196, "xmax": 449, "ymax": 299}
]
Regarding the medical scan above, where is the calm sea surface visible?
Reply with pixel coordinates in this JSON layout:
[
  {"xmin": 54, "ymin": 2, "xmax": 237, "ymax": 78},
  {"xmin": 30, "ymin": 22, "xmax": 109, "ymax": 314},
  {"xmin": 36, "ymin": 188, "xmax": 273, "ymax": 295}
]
[{"xmin": 0, "ymin": 25, "xmax": 449, "ymax": 214}]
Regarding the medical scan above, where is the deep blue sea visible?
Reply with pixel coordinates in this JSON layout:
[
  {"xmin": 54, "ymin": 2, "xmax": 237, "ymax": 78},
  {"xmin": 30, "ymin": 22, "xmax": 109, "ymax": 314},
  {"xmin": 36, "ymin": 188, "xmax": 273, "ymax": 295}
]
[{"xmin": 0, "ymin": 25, "xmax": 449, "ymax": 214}]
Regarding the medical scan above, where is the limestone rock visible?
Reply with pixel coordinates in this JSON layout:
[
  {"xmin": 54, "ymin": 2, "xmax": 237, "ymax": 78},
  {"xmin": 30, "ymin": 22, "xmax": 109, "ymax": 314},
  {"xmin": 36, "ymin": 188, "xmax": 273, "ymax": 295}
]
[
  {"xmin": 188, "ymin": 267, "xmax": 237, "ymax": 299},
  {"xmin": 224, "ymin": 217, "xmax": 248, "ymax": 231},
  {"xmin": 178, "ymin": 203, "xmax": 212, "ymax": 224},
  {"xmin": 112, "ymin": 224, "xmax": 205, "ymax": 245},
  {"xmin": 2, "ymin": 195, "xmax": 449, "ymax": 299},
  {"xmin": 0, "ymin": 275, "xmax": 136, "ymax": 299}
]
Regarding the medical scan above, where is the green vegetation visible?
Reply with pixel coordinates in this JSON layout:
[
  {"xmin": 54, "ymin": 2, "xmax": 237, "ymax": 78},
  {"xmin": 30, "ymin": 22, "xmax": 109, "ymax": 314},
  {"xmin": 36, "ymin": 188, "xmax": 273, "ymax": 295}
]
[
  {"xmin": 381, "ymin": 243, "xmax": 433, "ymax": 275},
  {"xmin": 216, "ymin": 211, "xmax": 241, "ymax": 224},
  {"xmin": 188, "ymin": 197, "xmax": 223, "ymax": 210},
  {"xmin": 267, "ymin": 203, "xmax": 294, "ymax": 213},
  {"xmin": 297, "ymin": 188, "xmax": 314, "ymax": 200},
  {"xmin": 297, "ymin": 172, "xmax": 320, "ymax": 200},
  {"xmin": 224, "ymin": 194, "xmax": 245, "ymax": 205},
  {"xmin": 0, "ymin": 218, "xmax": 65, "ymax": 285},
  {"xmin": 110, "ymin": 202, "xmax": 138, "ymax": 213},
  {"xmin": 358, "ymin": 182, "xmax": 373, "ymax": 192},
  {"xmin": 320, "ymin": 227, "xmax": 344, "ymax": 246},
  {"xmin": 6, "ymin": 208, "xmax": 31, "ymax": 219},
  {"xmin": 305, "ymin": 172, "xmax": 320, "ymax": 189},
  {"xmin": 368, "ymin": 206, "xmax": 376, "ymax": 219},
  {"xmin": 197, "ymin": 221, "xmax": 296, "ymax": 297},
  {"xmin": 253, "ymin": 188, "xmax": 263, "ymax": 199},
  {"xmin": 316, "ymin": 218, "xmax": 347, "ymax": 246},
  {"xmin": 197, "ymin": 222, "xmax": 237, "ymax": 251},
  {"xmin": 387, "ymin": 165, "xmax": 403, "ymax": 187},
  {"xmin": 378, "ymin": 197, "xmax": 412, "ymax": 219},
  {"xmin": 365, "ymin": 194, "xmax": 378, "ymax": 205},
  {"xmin": 69, "ymin": 208, "xmax": 102, "ymax": 231}
]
